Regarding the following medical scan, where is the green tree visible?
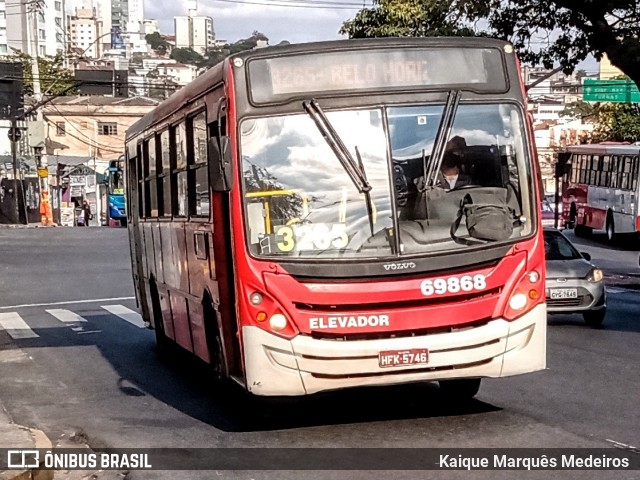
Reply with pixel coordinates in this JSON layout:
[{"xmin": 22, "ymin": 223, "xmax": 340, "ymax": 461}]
[
  {"xmin": 145, "ymin": 32, "xmax": 169, "ymax": 55},
  {"xmin": 341, "ymin": 0, "xmax": 640, "ymax": 88},
  {"xmin": 170, "ymin": 47, "xmax": 204, "ymax": 65},
  {"xmin": 560, "ymin": 100, "xmax": 595, "ymax": 120},
  {"xmin": 340, "ymin": 0, "xmax": 483, "ymax": 38},
  {"xmin": 12, "ymin": 51, "xmax": 76, "ymax": 96},
  {"xmin": 591, "ymin": 103, "xmax": 640, "ymax": 143}
]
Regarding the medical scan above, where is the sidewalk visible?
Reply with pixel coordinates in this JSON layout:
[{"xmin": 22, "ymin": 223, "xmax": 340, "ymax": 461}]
[
  {"xmin": 0, "ymin": 405, "xmax": 53, "ymax": 480},
  {"xmin": 0, "ymin": 224, "xmax": 55, "ymax": 229}
]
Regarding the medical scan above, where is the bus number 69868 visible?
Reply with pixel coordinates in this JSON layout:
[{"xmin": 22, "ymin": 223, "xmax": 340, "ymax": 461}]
[{"xmin": 420, "ymin": 275, "xmax": 487, "ymax": 296}]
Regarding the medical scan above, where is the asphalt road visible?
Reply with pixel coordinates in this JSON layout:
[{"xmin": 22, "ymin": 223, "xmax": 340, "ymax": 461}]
[{"xmin": 0, "ymin": 227, "xmax": 639, "ymax": 480}]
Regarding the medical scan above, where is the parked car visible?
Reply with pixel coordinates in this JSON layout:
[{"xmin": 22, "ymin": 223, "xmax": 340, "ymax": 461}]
[
  {"xmin": 541, "ymin": 199, "xmax": 555, "ymax": 227},
  {"xmin": 544, "ymin": 228, "xmax": 606, "ymax": 327}
]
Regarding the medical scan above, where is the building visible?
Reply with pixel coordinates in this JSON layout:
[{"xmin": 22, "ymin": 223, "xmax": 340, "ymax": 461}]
[
  {"xmin": 156, "ymin": 62, "xmax": 197, "ymax": 86},
  {"xmin": 142, "ymin": 19, "xmax": 159, "ymax": 36},
  {"xmin": 69, "ymin": 3, "xmax": 103, "ymax": 59},
  {"xmin": 0, "ymin": 0, "xmax": 7, "ymax": 55},
  {"xmin": 43, "ymin": 96, "xmax": 159, "ymax": 161},
  {"xmin": 174, "ymin": 0, "xmax": 214, "ymax": 55},
  {"xmin": 93, "ymin": 0, "xmax": 144, "ymax": 55},
  {"xmin": 599, "ymin": 54, "xmax": 624, "ymax": 80},
  {"xmin": 41, "ymin": 96, "xmax": 159, "ymax": 225},
  {"xmin": 4, "ymin": 0, "xmax": 67, "ymax": 57}
]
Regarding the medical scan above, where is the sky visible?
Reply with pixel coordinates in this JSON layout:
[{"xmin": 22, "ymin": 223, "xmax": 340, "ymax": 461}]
[
  {"xmin": 142, "ymin": 0, "xmax": 598, "ymax": 73},
  {"xmin": 144, "ymin": 0, "xmax": 365, "ymax": 45}
]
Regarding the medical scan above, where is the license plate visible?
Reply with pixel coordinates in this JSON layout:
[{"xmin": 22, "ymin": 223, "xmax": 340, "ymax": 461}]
[
  {"xmin": 379, "ymin": 349, "xmax": 429, "ymax": 368},
  {"xmin": 550, "ymin": 288, "xmax": 578, "ymax": 299}
]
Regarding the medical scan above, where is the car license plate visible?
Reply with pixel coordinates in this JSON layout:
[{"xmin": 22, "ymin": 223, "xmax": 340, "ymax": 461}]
[
  {"xmin": 379, "ymin": 349, "xmax": 429, "ymax": 368},
  {"xmin": 550, "ymin": 288, "xmax": 578, "ymax": 299}
]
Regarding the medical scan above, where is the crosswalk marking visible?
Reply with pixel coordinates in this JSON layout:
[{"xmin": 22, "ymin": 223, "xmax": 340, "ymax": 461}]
[
  {"xmin": 0, "ymin": 312, "xmax": 39, "ymax": 339},
  {"xmin": 45, "ymin": 309, "xmax": 88, "ymax": 323},
  {"xmin": 100, "ymin": 305, "xmax": 145, "ymax": 328}
]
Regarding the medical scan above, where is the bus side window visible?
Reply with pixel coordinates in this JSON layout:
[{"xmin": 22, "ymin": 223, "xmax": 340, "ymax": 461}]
[{"xmin": 189, "ymin": 111, "xmax": 210, "ymax": 217}]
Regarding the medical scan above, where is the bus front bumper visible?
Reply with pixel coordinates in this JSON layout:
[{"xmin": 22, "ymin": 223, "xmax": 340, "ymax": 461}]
[{"xmin": 242, "ymin": 303, "xmax": 547, "ymax": 396}]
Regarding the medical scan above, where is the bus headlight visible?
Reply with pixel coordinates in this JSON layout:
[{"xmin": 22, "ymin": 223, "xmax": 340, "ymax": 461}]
[
  {"xmin": 504, "ymin": 268, "xmax": 544, "ymax": 320},
  {"xmin": 269, "ymin": 313, "xmax": 288, "ymax": 331},
  {"xmin": 508, "ymin": 293, "xmax": 528, "ymax": 311},
  {"xmin": 588, "ymin": 268, "xmax": 603, "ymax": 282}
]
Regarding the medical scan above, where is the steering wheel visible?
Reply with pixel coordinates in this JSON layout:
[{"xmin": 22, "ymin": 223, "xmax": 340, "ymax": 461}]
[
  {"xmin": 451, "ymin": 184, "xmax": 483, "ymax": 190},
  {"xmin": 393, "ymin": 165, "xmax": 409, "ymax": 206}
]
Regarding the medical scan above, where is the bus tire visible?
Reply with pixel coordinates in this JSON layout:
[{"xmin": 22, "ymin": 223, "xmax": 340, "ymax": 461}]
[
  {"xmin": 606, "ymin": 214, "xmax": 615, "ymax": 243},
  {"xmin": 568, "ymin": 204, "xmax": 577, "ymax": 229},
  {"xmin": 439, "ymin": 378, "xmax": 481, "ymax": 400},
  {"xmin": 150, "ymin": 281, "xmax": 172, "ymax": 361},
  {"xmin": 574, "ymin": 224, "xmax": 591, "ymax": 237},
  {"xmin": 203, "ymin": 295, "xmax": 224, "ymax": 380}
]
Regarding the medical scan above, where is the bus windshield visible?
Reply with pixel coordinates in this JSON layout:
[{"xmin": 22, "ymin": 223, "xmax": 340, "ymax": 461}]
[{"xmin": 241, "ymin": 102, "xmax": 533, "ymax": 259}]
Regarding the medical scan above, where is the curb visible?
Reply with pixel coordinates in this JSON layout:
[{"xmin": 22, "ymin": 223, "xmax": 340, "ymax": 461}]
[{"xmin": 0, "ymin": 426, "xmax": 53, "ymax": 480}]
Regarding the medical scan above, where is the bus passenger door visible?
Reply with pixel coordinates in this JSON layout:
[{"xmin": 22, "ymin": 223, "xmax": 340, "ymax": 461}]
[{"xmin": 208, "ymin": 98, "xmax": 242, "ymax": 378}]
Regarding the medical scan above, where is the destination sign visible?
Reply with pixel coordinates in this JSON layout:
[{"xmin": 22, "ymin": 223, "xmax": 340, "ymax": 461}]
[{"xmin": 248, "ymin": 47, "xmax": 506, "ymax": 103}]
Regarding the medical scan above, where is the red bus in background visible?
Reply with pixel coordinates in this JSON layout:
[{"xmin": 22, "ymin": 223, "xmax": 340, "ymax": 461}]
[
  {"xmin": 561, "ymin": 143, "xmax": 640, "ymax": 242},
  {"xmin": 124, "ymin": 38, "xmax": 546, "ymax": 399}
]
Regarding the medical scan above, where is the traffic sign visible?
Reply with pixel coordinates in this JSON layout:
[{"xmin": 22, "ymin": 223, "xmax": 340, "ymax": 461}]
[
  {"xmin": 582, "ymin": 79, "xmax": 640, "ymax": 103},
  {"xmin": 7, "ymin": 126, "xmax": 21, "ymax": 142}
]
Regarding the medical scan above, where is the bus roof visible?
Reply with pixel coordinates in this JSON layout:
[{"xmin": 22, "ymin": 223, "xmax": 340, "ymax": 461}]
[
  {"xmin": 126, "ymin": 37, "xmax": 515, "ymax": 143},
  {"xmin": 565, "ymin": 144, "xmax": 640, "ymax": 156}
]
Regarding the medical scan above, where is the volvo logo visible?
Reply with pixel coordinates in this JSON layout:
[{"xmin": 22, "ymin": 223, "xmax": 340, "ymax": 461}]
[{"xmin": 383, "ymin": 262, "xmax": 416, "ymax": 271}]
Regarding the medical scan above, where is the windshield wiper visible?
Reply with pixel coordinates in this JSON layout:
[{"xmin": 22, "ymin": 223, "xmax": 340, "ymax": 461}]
[
  {"xmin": 303, "ymin": 99, "xmax": 371, "ymax": 194},
  {"xmin": 424, "ymin": 90, "xmax": 461, "ymax": 190},
  {"xmin": 354, "ymin": 146, "xmax": 375, "ymax": 237},
  {"xmin": 303, "ymin": 99, "xmax": 377, "ymax": 238}
]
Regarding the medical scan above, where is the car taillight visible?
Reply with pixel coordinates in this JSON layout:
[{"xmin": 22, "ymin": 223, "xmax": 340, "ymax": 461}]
[{"xmin": 504, "ymin": 269, "xmax": 544, "ymax": 320}]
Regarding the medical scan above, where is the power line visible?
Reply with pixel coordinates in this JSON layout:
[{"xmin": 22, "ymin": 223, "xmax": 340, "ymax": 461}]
[{"xmin": 206, "ymin": 0, "xmax": 372, "ymax": 8}]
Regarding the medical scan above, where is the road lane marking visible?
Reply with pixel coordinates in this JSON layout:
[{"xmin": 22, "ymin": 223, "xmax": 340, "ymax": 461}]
[
  {"xmin": 0, "ymin": 312, "xmax": 39, "ymax": 339},
  {"xmin": 0, "ymin": 296, "xmax": 135, "ymax": 311},
  {"xmin": 46, "ymin": 309, "xmax": 88, "ymax": 323},
  {"xmin": 606, "ymin": 439, "xmax": 640, "ymax": 452},
  {"xmin": 101, "ymin": 305, "xmax": 146, "ymax": 328}
]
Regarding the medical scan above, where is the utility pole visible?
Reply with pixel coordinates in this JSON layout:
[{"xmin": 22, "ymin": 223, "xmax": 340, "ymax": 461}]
[
  {"xmin": 28, "ymin": 0, "xmax": 54, "ymax": 225},
  {"xmin": 9, "ymin": 123, "xmax": 28, "ymax": 224}
]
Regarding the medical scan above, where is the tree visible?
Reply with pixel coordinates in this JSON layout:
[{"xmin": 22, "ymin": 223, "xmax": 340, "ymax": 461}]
[
  {"xmin": 340, "ymin": 0, "xmax": 482, "ymax": 38},
  {"xmin": 591, "ymin": 103, "xmax": 640, "ymax": 143},
  {"xmin": 228, "ymin": 32, "xmax": 270, "ymax": 54},
  {"xmin": 145, "ymin": 32, "xmax": 169, "ymax": 56},
  {"xmin": 561, "ymin": 99, "xmax": 640, "ymax": 143},
  {"xmin": 170, "ymin": 47, "xmax": 203, "ymax": 65},
  {"xmin": 12, "ymin": 50, "xmax": 76, "ymax": 97},
  {"xmin": 340, "ymin": 1, "xmax": 640, "ymax": 88}
]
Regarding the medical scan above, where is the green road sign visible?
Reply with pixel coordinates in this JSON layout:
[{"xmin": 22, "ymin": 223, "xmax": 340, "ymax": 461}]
[{"xmin": 582, "ymin": 79, "xmax": 640, "ymax": 102}]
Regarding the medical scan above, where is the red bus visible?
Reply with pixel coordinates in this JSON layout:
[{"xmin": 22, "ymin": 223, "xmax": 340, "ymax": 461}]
[
  {"xmin": 125, "ymin": 38, "xmax": 546, "ymax": 399},
  {"xmin": 560, "ymin": 143, "xmax": 640, "ymax": 242}
]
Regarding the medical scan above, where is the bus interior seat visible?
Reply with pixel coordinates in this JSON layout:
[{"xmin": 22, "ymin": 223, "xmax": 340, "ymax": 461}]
[{"xmin": 463, "ymin": 145, "xmax": 504, "ymax": 187}]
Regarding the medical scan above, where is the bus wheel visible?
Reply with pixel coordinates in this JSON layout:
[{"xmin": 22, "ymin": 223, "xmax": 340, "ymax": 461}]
[
  {"xmin": 150, "ymin": 282, "xmax": 171, "ymax": 360},
  {"xmin": 574, "ymin": 224, "xmax": 591, "ymax": 237},
  {"xmin": 439, "ymin": 378, "xmax": 481, "ymax": 400},
  {"xmin": 606, "ymin": 214, "xmax": 616, "ymax": 243},
  {"xmin": 568, "ymin": 204, "xmax": 577, "ymax": 229},
  {"xmin": 203, "ymin": 298, "xmax": 224, "ymax": 380}
]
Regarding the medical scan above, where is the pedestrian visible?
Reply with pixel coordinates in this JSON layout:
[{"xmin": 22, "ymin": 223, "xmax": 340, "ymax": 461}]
[{"xmin": 82, "ymin": 200, "xmax": 92, "ymax": 227}]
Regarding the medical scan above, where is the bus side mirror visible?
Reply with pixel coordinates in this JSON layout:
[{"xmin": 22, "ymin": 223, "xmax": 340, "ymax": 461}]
[{"xmin": 209, "ymin": 136, "xmax": 233, "ymax": 192}]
